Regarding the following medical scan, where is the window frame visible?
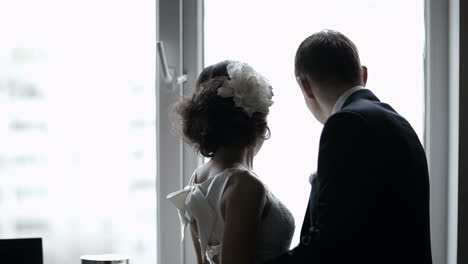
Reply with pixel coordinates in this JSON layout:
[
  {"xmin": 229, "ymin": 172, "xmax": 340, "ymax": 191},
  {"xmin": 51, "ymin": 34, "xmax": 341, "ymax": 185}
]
[
  {"xmin": 156, "ymin": 1, "xmax": 203, "ymax": 264},
  {"xmin": 457, "ymin": 0, "xmax": 467, "ymax": 263},
  {"xmin": 425, "ymin": 0, "xmax": 461, "ymax": 263}
]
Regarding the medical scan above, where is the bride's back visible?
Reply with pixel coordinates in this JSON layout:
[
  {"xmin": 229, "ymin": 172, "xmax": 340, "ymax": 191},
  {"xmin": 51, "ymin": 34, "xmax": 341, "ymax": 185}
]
[{"xmin": 183, "ymin": 166, "xmax": 295, "ymax": 264}]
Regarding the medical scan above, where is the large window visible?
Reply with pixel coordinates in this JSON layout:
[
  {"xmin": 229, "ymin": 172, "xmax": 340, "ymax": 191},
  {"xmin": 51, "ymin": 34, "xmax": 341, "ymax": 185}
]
[
  {"xmin": 0, "ymin": 0, "xmax": 157, "ymax": 263},
  {"xmin": 205, "ymin": 0, "xmax": 424, "ymax": 246},
  {"xmin": 1, "ymin": 0, "xmax": 443, "ymax": 263}
]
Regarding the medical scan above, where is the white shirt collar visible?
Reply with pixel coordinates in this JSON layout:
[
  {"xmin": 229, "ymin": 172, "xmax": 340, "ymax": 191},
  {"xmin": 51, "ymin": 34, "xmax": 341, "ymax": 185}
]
[{"xmin": 331, "ymin": 86, "xmax": 365, "ymax": 114}]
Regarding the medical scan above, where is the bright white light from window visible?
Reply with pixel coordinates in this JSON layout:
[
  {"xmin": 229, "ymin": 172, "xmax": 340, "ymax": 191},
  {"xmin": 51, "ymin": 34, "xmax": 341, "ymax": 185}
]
[
  {"xmin": 205, "ymin": 0, "xmax": 424, "ymax": 246},
  {"xmin": 0, "ymin": 0, "xmax": 156, "ymax": 263}
]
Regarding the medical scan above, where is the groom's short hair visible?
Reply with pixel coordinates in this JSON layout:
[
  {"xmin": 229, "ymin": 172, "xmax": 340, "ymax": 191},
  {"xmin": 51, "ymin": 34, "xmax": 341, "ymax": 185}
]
[{"xmin": 295, "ymin": 30, "xmax": 362, "ymax": 88}]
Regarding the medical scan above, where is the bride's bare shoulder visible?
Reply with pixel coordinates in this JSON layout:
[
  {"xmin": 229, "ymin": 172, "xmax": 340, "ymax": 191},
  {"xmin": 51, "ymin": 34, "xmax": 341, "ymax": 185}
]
[
  {"xmin": 221, "ymin": 169, "xmax": 266, "ymax": 209},
  {"xmin": 226, "ymin": 169, "xmax": 263, "ymax": 189}
]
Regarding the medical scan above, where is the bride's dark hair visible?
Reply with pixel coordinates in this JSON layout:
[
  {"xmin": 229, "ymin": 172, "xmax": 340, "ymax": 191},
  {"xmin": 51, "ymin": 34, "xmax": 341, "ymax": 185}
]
[{"xmin": 174, "ymin": 60, "xmax": 270, "ymax": 158}]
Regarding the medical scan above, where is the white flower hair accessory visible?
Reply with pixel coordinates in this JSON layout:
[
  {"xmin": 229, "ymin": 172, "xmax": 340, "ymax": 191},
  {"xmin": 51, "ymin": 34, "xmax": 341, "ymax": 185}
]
[{"xmin": 217, "ymin": 61, "xmax": 274, "ymax": 117}]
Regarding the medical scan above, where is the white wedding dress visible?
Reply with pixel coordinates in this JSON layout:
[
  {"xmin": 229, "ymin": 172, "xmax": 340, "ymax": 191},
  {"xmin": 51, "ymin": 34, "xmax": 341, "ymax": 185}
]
[{"xmin": 167, "ymin": 168, "xmax": 295, "ymax": 264}]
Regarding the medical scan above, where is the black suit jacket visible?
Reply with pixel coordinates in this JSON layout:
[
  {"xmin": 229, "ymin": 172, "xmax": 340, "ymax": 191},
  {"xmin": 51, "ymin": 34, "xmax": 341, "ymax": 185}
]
[{"xmin": 269, "ymin": 89, "xmax": 432, "ymax": 264}]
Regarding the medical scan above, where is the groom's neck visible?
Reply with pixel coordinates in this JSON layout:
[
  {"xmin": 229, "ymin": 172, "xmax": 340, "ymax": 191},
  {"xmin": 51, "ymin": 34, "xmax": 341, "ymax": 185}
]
[{"xmin": 317, "ymin": 84, "xmax": 359, "ymax": 122}]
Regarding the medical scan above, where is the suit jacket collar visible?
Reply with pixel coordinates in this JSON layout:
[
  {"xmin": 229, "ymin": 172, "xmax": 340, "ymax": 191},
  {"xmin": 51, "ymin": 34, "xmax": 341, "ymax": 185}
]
[
  {"xmin": 332, "ymin": 86, "xmax": 365, "ymax": 114},
  {"xmin": 340, "ymin": 88, "xmax": 380, "ymax": 110}
]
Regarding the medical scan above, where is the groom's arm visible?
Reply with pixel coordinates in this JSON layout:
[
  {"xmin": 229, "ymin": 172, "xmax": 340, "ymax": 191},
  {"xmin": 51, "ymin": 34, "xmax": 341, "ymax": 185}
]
[{"xmin": 267, "ymin": 112, "xmax": 373, "ymax": 264}]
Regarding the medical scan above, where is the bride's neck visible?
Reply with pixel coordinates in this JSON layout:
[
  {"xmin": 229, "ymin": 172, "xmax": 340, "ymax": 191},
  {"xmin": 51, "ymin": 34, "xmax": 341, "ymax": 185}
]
[{"xmin": 211, "ymin": 147, "xmax": 253, "ymax": 170}]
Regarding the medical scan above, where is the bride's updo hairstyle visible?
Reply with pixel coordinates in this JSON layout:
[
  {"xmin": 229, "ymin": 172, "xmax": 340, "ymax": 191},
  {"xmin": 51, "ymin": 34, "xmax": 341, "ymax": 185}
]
[{"xmin": 175, "ymin": 60, "xmax": 272, "ymax": 158}]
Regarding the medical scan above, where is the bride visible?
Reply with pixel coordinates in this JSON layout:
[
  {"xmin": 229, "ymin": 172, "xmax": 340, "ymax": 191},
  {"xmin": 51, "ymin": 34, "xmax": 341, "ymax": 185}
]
[{"xmin": 167, "ymin": 60, "xmax": 295, "ymax": 264}]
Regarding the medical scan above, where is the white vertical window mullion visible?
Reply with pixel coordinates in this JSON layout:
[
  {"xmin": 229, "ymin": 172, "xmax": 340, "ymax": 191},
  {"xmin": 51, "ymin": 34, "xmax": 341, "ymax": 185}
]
[
  {"xmin": 156, "ymin": 0, "xmax": 184, "ymax": 264},
  {"xmin": 425, "ymin": 0, "xmax": 453, "ymax": 263},
  {"xmin": 157, "ymin": 0, "xmax": 202, "ymax": 263},
  {"xmin": 447, "ymin": 0, "xmax": 460, "ymax": 263},
  {"xmin": 182, "ymin": 1, "xmax": 204, "ymax": 263}
]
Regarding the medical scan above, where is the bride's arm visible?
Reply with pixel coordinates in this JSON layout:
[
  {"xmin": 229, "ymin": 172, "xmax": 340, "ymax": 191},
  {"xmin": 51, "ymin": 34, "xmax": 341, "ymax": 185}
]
[{"xmin": 220, "ymin": 171, "xmax": 267, "ymax": 264}]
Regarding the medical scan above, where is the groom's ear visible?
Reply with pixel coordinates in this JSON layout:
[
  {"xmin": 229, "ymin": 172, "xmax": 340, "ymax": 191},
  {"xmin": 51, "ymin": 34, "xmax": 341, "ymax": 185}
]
[
  {"xmin": 362, "ymin": 65, "xmax": 368, "ymax": 86},
  {"xmin": 297, "ymin": 76, "xmax": 315, "ymax": 99}
]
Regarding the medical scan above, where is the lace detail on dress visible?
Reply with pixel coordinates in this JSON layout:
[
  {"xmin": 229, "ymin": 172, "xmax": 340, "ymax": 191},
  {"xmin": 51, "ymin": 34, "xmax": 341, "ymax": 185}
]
[{"xmin": 167, "ymin": 168, "xmax": 295, "ymax": 264}]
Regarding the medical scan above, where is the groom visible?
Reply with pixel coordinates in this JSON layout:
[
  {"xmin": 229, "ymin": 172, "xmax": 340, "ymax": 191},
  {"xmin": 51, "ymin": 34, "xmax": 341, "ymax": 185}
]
[{"xmin": 269, "ymin": 30, "xmax": 432, "ymax": 264}]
